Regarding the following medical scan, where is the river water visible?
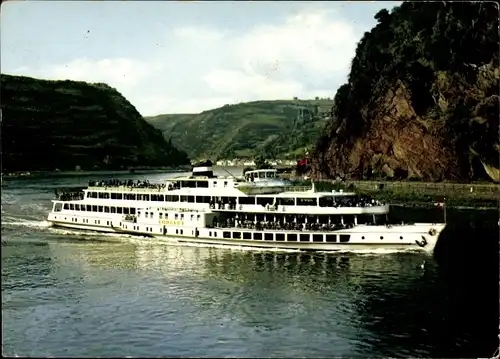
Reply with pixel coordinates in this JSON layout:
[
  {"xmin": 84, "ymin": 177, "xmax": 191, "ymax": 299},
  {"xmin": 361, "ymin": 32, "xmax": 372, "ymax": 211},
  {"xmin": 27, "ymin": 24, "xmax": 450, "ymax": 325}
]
[{"xmin": 2, "ymin": 170, "xmax": 498, "ymax": 357}]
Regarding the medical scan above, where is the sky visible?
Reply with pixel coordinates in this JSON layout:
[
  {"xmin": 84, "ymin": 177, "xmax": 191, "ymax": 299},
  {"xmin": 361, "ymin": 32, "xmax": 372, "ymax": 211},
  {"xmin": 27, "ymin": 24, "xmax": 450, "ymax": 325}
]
[{"xmin": 2, "ymin": 1, "xmax": 401, "ymax": 116}]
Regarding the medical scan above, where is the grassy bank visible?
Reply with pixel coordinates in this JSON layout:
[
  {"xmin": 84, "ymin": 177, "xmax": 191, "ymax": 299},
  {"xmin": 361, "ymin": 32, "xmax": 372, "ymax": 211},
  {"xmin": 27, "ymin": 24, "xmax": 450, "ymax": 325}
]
[{"xmin": 292, "ymin": 180, "xmax": 499, "ymax": 208}]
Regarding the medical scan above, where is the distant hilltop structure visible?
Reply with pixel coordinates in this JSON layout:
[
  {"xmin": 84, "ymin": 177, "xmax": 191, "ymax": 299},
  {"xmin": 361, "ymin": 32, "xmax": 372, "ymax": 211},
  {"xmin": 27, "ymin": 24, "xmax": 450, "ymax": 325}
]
[
  {"xmin": 289, "ymin": 98, "xmax": 333, "ymax": 126},
  {"xmin": 213, "ymin": 159, "xmax": 296, "ymax": 167},
  {"xmin": 292, "ymin": 96, "xmax": 332, "ymax": 101}
]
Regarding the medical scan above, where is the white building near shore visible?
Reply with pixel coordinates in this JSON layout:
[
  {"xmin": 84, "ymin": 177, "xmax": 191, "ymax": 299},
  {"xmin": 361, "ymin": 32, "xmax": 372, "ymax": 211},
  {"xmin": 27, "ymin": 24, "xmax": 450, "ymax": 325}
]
[{"xmin": 214, "ymin": 159, "xmax": 295, "ymax": 167}]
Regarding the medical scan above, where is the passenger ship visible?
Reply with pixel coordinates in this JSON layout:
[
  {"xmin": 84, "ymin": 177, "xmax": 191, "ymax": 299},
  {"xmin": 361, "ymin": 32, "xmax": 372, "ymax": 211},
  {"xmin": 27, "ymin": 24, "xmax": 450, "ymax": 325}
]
[{"xmin": 47, "ymin": 162, "xmax": 445, "ymax": 252}]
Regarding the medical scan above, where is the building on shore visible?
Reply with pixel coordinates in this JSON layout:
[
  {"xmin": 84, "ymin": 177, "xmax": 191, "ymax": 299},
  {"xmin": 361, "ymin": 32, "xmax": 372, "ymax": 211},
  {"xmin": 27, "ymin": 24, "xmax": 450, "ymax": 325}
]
[{"xmin": 215, "ymin": 159, "xmax": 295, "ymax": 167}]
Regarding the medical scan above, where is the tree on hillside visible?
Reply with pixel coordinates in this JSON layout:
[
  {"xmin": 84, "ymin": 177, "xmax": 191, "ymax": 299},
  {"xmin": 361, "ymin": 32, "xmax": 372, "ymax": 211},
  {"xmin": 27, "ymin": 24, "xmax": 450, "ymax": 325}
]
[{"xmin": 255, "ymin": 155, "xmax": 272, "ymax": 169}]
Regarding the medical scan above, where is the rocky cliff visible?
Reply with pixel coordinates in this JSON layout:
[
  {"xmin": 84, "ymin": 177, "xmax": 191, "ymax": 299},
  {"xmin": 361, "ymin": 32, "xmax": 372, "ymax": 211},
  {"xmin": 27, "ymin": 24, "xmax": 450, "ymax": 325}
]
[
  {"xmin": 1, "ymin": 74, "xmax": 189, "ymax": 171},
  {"xmin": 312, "ymin": 2, "xmax": 499, "ymax": 182}
]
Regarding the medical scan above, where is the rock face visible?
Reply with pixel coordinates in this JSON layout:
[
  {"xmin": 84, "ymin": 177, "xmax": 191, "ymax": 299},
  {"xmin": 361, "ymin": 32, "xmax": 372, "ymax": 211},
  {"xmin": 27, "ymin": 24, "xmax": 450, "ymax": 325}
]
[
  {"xmin": 312, "ymin": 2, "xmax": 499, "ymax": 182},
  {"xmin": 1, "ymin": 74, "xmax": 189, "ymax": 171}
]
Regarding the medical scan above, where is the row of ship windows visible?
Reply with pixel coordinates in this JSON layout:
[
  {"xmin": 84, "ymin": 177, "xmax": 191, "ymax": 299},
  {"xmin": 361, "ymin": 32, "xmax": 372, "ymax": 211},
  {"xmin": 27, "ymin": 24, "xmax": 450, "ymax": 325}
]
[
  {"xmin": 210, "ymin": 232, "xmax": 404, "ymax": 241},
  {"xmin": 85, "ymin": 192, "xmax": 346, "ymax": 207},
  {"xmin": 61, "ymin": 217, "xmax": 188, "ymax": 236},
  {"xmin": 58, "ymin": 204, "xmax": 202, "ymax": 222},
  {"xmin": 211, "ymin": 232, "xmax": 351, "ymax": 242},
  {"xmin": 132, "ymin": 226, "xmax": 154, "ymax": 232},
  {"xmin": 66, "ymin": 216, "xmax": 166, "ymax": 231},
  {"xmin": 122, "ymin": 226, "xmax": 192, "ymax": 237},
  {"xmin": 59, "ymin": 217, "xmax": 111, "ymax": 226},
  {"xmin": 59, "ymin": 203, "xmax": 136, "ymax": 214},
  {"xmin": 57, "ymin": 217, "xmax": 405, "ymax": 242},
  {"xmin": 57, "ymin": 205, "xmax": 204, "ymax": 224},
  {"xmin": 141, "ymin": 211, "xmax": 201, "ymax": 221},
  {"xmin": 122, "ymin": 224, "xmax": 182, "ymax": 235}
]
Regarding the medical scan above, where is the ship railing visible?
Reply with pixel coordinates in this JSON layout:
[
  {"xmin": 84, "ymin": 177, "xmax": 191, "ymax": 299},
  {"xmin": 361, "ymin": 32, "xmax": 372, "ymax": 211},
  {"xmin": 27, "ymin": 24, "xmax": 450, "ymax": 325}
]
[
  {"xmin": 143, "ymin": 207, "xmax": 206, "ymax": 213},
  {"xmin": 282, "ymin": 186, "xmax": 313, "ymax": 192},
  {"xmin": 54, "ymin": 195, "xmax": 85, "ymax": 201},
  {"xmin": 54, "ymin": 188, "xmax": 85, "ymax": 201},
  {"xmin": 87, "ymin": 186, "xmax": 167, "ymax": 193},
  {"xmin": 238, "ymin": 185, "xmax": 312, "ymax": 194}
]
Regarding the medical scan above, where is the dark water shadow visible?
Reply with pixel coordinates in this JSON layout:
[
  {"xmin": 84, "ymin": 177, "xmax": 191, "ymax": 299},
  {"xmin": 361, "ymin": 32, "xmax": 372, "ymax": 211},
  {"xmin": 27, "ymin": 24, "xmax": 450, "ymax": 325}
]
[{"xmin": 432, "ymin": 218, "xmax": 499, "ymax": 357}]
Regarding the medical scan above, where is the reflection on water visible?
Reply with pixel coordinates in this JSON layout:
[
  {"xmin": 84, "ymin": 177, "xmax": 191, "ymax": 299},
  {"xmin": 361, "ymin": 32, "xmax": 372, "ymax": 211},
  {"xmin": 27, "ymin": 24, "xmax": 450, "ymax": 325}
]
[
  {"xmin": 4, "ymin": 237, "xmax": 496, "ymax": 357},
  {"xmin": 2, "ymin": 172, "xmax": 499, "ymax": 357},
  {"xmin": 2, "ymin": 233, "xmax": 498, "ymax": 357}
]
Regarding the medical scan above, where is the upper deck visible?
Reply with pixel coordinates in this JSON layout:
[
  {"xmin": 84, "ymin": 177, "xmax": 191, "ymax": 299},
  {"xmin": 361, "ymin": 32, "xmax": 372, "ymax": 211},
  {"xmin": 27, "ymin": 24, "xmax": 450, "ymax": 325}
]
[
  {"xmin": 68, "ymin": 175, "xmax": 366, "ymax": 204},
  {"xmin": 84, "ymin": 173, "xmax": 292, "ymax": 195},
  {"xmin": 52, "ymin": 163, "xmax": 388, "ymax": 216},
  {"xmin": 244, "ymin": 169, "xmax": 278, "ymax": 181},
  {"xmin": 58, "ymin": 183, "xmax": 386, "ymax": 216}
]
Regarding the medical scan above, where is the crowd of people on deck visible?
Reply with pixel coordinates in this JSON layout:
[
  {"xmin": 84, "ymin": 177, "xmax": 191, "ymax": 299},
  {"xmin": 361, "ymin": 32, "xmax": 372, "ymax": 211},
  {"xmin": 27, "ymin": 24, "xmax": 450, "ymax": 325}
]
[
  {"xmin": 210, "ymin": 198, "xmax": 237, "ymax": 210},
  {"xmin": 212, "ymin": 217, "xmax": 410, "ymax": 231},
  {"xmin": 167, "ymin": 183, "xmax": 181, "ymax": 191},
  {"xmin": 88, "ymin": 179, "xmax": 166, "ymax": 190},
  {"xmin": 207, "ymin": 198, "xmax": 384, "ymax": 210},
  {"xmin": 212, "ymin": 217, "xmax": 357, "ymax": 231},
  {"xmin": 54, "ymin": 189, "xmax": 84, "ymax": 201},
  {"xmin": 331, "ymin": 197, "xmax": 384, "ymax": 208}
]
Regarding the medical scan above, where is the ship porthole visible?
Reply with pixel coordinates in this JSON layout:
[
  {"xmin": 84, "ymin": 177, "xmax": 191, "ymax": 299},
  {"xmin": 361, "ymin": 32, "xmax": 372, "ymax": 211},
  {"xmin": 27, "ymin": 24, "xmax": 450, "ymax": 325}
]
[
  {"xmin": 380, "ymin": 236, "xmax": 384, "ymax": 240},
  {"xmin": 400, "ymin": 236, "xmax": 403, "ymax": 239},
  {"xmin": 362, "ymin": 236, "xmax": 365, "ymax": 240}
]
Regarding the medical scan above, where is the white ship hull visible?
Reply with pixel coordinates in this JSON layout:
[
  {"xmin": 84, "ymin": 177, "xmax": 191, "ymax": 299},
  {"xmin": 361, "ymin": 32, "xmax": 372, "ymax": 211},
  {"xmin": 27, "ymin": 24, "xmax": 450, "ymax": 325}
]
[{"xmin": 48, "ymin": 215, "xmax": 444, "ymax": 253}]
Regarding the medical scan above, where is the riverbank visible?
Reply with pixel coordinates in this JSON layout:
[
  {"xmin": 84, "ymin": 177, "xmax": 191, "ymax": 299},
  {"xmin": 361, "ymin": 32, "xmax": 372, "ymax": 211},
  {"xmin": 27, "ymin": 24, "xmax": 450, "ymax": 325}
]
[
  {"xmin": 291, "ymin": 179, "xmax": 499, "ymax": 209},
  {"xmin": 1, "ymin": 167, "xmax": 191, "ymax": 180}
]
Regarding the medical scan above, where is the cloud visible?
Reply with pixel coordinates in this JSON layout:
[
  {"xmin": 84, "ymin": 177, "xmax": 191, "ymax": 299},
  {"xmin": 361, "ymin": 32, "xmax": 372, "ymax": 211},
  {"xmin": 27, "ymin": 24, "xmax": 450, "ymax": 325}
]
[
  {"xmin": 203, "ymin": 69, "xmax": 304, "ymax": 100},
  {"xmin": 173, "ymin": 26, "xmax": 226, "ymax": 43},
  {"xmin": 234, "ymin": 10, "xmax": 357, "ymax": 77},
  {"xmin": 198, "ymin": 9, "xmax": 358, "ymax": 105},
  {"xmin": 7, "ymin": 8, "xmax": 361, "ymax": 115},
  {"xmin": 16, "ymin": 57, "xmax": 160, "ymax": 92}
]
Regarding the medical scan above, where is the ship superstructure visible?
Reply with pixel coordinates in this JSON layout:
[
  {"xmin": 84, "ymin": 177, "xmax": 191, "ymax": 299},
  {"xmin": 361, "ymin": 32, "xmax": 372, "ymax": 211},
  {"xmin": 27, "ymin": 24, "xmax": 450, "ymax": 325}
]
[{"xmin": 47, "ymin": 162, "xmax": 444, "ymax": 252}]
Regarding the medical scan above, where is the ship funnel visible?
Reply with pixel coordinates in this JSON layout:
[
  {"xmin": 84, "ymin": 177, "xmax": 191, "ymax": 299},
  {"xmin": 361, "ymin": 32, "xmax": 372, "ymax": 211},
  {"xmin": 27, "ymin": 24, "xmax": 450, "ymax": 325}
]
[{"xmin": 192, "ymin": 160, "xmax": 214, "ymax": 177}]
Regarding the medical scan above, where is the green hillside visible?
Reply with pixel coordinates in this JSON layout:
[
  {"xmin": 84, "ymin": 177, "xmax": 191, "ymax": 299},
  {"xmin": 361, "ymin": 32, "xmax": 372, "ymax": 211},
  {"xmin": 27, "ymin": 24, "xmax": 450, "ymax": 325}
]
[
  {"xmin": 312, "ymin": 2, "xmax": 499, "ymax": 182},
  {"xmin": 146, "ymin": 99, "xmax": 333, "ymax": 161},
  {"xmin": 1, "ymin": 74, "xmax": 190, "ymax": 172}
]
